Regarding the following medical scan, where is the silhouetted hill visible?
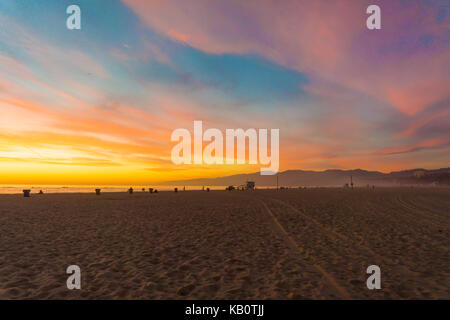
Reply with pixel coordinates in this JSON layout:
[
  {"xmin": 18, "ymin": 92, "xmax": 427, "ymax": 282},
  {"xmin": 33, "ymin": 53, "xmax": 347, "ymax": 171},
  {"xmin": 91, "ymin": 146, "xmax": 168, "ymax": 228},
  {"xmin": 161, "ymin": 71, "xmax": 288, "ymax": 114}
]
[{"xmin": 164, "ymin": 168, "xmax": 450, "ymax": 187}]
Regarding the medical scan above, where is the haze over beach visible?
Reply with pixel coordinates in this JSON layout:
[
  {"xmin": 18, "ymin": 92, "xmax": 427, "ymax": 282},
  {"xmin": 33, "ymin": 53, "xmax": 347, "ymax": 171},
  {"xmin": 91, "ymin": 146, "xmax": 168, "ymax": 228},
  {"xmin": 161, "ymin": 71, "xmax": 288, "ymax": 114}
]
[
  {"xmin": 164, "ymin": 168, "xmax": 450, "ymax": 187},
  {"xmin": 0, "ymin": 0, "xmax": 449, "ymax": 302}
]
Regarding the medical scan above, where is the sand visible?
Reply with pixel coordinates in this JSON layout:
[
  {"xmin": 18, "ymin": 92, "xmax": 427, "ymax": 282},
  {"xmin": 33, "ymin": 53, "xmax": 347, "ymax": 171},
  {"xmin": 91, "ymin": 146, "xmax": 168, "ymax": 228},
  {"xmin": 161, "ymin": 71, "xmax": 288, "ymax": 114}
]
[{"xmin": 0, "ymin": 187, "xmax": 448, "ymax": 299}]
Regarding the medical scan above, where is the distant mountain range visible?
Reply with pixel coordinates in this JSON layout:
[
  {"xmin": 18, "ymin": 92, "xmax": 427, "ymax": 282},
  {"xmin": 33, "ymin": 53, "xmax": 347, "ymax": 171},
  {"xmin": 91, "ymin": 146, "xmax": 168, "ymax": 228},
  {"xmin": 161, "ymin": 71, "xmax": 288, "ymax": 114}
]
[{"xmin": 164, "ymin": 168, "xmax": 450, "ymax": 187}]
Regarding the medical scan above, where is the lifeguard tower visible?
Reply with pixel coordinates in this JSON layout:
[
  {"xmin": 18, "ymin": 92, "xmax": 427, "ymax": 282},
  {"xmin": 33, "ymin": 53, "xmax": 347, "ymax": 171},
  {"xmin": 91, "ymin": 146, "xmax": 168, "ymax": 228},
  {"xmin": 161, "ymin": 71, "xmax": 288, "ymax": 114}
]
[{"xmin": 246, "ymin": 181, "xmax": 255, "ymax": 190}]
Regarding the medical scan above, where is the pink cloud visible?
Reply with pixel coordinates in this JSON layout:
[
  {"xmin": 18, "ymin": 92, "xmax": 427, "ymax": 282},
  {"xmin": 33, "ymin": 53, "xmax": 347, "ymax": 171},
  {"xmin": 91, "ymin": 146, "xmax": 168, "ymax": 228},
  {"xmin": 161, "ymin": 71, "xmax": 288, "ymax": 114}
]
[{"xmin": 123, "ymin": 0, "xmax": 449, "ymax": 115}]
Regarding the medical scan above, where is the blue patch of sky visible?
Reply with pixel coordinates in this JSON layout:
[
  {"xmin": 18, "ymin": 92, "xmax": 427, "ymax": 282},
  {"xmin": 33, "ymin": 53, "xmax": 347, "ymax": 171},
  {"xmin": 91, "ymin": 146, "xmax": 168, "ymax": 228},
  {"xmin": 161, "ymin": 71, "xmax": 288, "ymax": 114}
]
[{"xmin": 1, "ymin": 0, "xmax": 310, "ymax": 111}]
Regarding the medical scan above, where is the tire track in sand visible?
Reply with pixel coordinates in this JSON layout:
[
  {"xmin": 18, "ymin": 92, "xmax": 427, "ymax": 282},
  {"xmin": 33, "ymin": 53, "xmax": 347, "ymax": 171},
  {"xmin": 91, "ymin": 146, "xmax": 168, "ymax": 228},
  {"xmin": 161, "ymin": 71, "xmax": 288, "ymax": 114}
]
[
  {"xmin": 395, "ymin": 195, "xmax": 448, "ymax": 229},
  {"xmin": 259, "ymin": 200, "xmax": 352, "ymax": 299},
  {"xmin": 266, "ymin": 196, "xmax": 400, "ymax": 266},
  {"xmin": 261, "ymin": 195, "xmax": 427, "ymax": 293}
]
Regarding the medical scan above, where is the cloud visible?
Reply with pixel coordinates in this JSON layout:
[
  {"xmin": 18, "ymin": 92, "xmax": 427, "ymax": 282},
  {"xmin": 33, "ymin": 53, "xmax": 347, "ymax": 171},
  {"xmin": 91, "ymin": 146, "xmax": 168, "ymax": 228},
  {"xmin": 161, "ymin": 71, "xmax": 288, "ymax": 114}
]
[
  {"xmin": 123, "ymin": 0, "xmax": 449, "ymax": 116},
  {"xmin": 374, "ymin": 137, "xmax": 449, "ymax": 156}
]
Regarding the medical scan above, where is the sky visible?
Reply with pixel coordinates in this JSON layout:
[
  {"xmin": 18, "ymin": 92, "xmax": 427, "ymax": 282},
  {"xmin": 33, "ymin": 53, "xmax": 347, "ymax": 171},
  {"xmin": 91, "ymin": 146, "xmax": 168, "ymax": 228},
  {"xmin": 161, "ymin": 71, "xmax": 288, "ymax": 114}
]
[{"xmin": 0, "ymin": 0, "xmax": 449, "ymax": 185}]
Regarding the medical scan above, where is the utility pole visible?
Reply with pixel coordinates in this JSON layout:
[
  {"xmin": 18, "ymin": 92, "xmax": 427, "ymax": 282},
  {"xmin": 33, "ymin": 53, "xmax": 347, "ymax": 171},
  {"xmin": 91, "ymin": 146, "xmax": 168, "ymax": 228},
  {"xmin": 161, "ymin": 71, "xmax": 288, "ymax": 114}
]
[{"xmin": 276, "ymin": 173, "xmax": 279, "ymax": 190}]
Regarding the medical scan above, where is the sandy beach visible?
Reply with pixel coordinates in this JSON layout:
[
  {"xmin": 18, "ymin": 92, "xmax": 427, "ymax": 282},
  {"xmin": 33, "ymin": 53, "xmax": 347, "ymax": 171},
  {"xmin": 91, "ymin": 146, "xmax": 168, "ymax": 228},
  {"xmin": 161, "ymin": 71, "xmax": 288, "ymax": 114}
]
[{"xmin": 0, "ymin": 187, "xmax": 448, "ymax": 299}]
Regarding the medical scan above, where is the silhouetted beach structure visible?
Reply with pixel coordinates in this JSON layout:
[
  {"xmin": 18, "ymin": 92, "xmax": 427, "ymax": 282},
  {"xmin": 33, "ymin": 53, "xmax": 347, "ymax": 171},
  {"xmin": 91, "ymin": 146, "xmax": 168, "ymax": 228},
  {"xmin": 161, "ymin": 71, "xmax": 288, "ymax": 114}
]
[
  {"xmin": 246, "ymin": 181, "xmax": 255, "ymax": 190},
  {"xmin": 95, "ymin": 188, "xmax": 101, "ymax": 195},
  {"xmin": 128, "ymin": 187, "xmax": 133, "ymax": 194},
  {"xmin": 23, "ymin": 189, "xmax": 31, "ymax": 197}
]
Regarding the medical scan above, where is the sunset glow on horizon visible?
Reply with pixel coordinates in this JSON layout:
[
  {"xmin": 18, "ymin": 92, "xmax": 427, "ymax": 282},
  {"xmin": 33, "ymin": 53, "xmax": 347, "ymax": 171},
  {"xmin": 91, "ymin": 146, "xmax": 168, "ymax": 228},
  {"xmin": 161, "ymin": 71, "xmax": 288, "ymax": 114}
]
[{"xmin": 0, "ymin": 0, "xmax": 449, "ymax": 185}]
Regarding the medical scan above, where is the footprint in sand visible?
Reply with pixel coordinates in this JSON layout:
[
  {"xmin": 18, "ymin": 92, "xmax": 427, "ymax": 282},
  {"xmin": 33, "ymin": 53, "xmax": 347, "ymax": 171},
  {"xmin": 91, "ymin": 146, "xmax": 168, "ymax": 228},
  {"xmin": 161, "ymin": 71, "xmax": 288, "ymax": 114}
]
[{"xmin": 177, "ymin": 283, "xmax": 196, "ymax": 296}]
